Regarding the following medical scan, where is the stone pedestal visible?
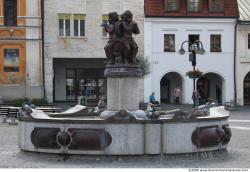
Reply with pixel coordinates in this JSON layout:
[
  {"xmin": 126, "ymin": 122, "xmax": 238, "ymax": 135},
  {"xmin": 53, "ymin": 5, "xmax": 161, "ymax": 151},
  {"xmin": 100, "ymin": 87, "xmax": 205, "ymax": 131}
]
[
  {"xmin": 107, "ymin": 78, "xmax": 139, "ymax": 110},
  {"xmin": 100, "ymin": 64, "xmax": 145, "ymax": 119}
]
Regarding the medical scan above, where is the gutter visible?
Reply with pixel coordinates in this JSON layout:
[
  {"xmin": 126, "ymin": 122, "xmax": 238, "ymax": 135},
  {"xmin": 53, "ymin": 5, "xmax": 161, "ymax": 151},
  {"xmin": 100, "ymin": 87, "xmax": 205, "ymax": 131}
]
[
  {"xmin": 41, "ymin": 0, "xmax": 45, "ymax": 99},
  {"xmin": 234, "ymin": 20, "xmax": 238, "ymax": 106}
]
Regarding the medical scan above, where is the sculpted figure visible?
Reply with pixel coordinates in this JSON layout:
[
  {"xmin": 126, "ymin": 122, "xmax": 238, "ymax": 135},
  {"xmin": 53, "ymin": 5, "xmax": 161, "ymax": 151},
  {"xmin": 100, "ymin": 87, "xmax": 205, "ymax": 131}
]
[
  {"xmin": 102, "ymin": 12, "xmax": 119, "ymax": 64},
  {"xmin": 102, "ymin": 10, "xmax": 140, "ymax": 64},
  {"xmin": 120, "ymin": 10, "xmax": 140, "ymax": 63}
]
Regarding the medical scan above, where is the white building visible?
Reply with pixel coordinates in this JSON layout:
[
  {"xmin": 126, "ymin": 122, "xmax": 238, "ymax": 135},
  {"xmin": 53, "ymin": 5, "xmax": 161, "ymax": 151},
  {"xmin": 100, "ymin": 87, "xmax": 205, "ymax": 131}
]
[
  {"xmin": 44, "ymin": 0, "xmax": 144, "ymax": 103},
  {"xmin": 144, "ymin": 0, "xmax": 239, "ymax": 104},
  {"xmin": 236, "ymin": 0, "xmax": 250, "ymax": 105}
]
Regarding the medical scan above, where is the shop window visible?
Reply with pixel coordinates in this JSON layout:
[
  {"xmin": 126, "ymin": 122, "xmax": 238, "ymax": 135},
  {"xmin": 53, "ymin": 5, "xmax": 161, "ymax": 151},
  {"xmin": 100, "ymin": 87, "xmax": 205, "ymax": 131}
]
[
  {"xmin": 58, "ymin": 14, "xmax": 71, "ymax": 36},
  {"xmin": 164, "ymin": 34, "xmax": 175, "ymax": 52},
  {"xmin": 4, "ymin": 49, "xmax": 19, "ymax": 72},
  {"xmin": 164, "ymin": 0, "xmax": 180, "ymax": 12},
  {"xmin": 66, "ymin": 69, "xmax": 76, "ymax": 100},
  {"xmin": 4, "ymin": 0, "xmax": 17, "ymax": 26},
  {"xmin": 102, "ymin": 15, "xmax": 108, "ymax": 37},
  {"xmin": 209, "ymin": 0, "xmax": 224, "ymax": 13},
  {"xmin": 187, "ymin": 0, "xmax": 202, "ymax": 12},
  {"xmin": 73, "ymin": 14, "xmax": 86, "ymax": 37},
  {"xmin": 210, "ymin": 35, "xmax": 221, "ymax": 52},
  {"xmin": 65, "ymin": 68, "xmax": 106, "ymax": 101},
  {"xmin": 248, "ymin": 34, "xmax": 250, "ymax": 49},
  {"xmin": 188, "ymin": 34, "xmax": 200, "ymax": 52}
]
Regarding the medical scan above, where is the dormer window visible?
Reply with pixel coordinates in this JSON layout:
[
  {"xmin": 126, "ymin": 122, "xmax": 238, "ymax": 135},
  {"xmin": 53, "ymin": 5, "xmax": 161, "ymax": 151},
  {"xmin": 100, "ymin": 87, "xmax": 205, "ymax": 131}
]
[
  {"xmin": 187, "ymin": 0, "xmax": 202, "ymax": 12},
  {"xmin": 209, "ymin": 0, "xmax": 224, "ymax": 13},
  {"xmin": 164, "ymin": 0, "xmax": 180, "ymax": 12}
]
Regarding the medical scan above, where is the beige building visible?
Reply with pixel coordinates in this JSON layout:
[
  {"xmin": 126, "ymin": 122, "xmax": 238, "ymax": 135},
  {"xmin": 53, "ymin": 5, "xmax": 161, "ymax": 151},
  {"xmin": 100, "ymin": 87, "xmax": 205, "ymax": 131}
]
[
  {"xmin": 44, "ymin": 0, "xmax": 144, "ymax": 103},
  {"xmin": 236, "ymin": 0, "xmax": 250, "ymax": 105}
]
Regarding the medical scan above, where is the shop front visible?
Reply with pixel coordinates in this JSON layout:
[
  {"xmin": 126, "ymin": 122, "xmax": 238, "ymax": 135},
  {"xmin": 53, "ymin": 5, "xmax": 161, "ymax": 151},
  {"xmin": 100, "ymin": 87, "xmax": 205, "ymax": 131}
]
[{"xmin": 53, "ymin": 58, "xmax": 106, "ymax": 102}]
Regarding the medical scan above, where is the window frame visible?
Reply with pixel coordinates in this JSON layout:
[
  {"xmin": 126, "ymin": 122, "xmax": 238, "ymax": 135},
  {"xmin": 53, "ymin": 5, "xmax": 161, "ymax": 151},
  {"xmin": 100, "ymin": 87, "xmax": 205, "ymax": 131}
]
[
  {"xmin": 164, "ymin": 34, "xmax": 176, "ymax": 52},
  {"xmin": 209, "ymin": 0, "xmax": 224, "ymax": 13},
  {"xmin": 102, "ymin": 14, "xmax": 108, "ymax": 37},
  {"xmin": 187, "ymin": 0, "xmax": 203, "ymax": 13},
  {"xmin": 3, "ymin": 48, "xmax": 19, "ymax": 72},
  {"xmin": 210, "ymin": 34, "xmax": 222, "ymax": 52},
  {"xmin": 4, "ymin": 0, "xmax": 17, "ymax": 26},
  {"xmin": 188, "ymin": 34, "xmax": 200, "ymax": 52},
  {"xmin": 58, "ymin": 14, "xmax": 71, "ymax": 37},
  {"xmin": 73, "ymin": 14, "xmax": 86, "ymax": 37},
  {"xmin": 164, "ymin": 0, "xmax": 180, "ymax": 12}
]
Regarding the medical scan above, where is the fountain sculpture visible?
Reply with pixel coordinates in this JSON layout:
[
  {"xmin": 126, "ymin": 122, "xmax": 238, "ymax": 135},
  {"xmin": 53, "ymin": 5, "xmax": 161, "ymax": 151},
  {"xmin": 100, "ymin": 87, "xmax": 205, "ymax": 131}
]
[{"xmin": 17, "ymin": 11, "xmax": 231, "ymax": 155}]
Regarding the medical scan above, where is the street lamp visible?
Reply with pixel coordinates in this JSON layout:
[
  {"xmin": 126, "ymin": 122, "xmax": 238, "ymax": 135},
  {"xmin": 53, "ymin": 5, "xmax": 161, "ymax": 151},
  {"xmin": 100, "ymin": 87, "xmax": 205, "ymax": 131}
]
[{"xmin": 178, "ymin": 40, "xmax": 206, "ymax": 107}]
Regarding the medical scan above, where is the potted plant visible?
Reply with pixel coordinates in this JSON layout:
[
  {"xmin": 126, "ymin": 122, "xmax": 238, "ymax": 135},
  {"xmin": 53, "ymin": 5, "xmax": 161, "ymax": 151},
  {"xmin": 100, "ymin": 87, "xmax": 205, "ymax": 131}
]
[{"xmin": 186, "ymin": 69, "xmax": 203, "ymax": 78}]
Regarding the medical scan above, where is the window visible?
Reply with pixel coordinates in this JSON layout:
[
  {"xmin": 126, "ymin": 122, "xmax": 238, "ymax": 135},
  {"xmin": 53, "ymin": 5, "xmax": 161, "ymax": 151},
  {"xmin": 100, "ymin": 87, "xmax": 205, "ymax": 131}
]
[
  {"xmin": 65, "ymin": 68, "xmax": 106, "ymax": 101},
  {"xmin": 209, "ymin": 0, "xmax": 224, "ymax": 12},
  {"xmin": 4, "ymin": 49, "xmax": 19, "ymax": 72},
  {"xmin": 188, "ymin": 34, "xmax": 200, "ymax": 52},
  {"xmin": 248, "ymin": 34, "xmax": 250, "ymax": 49},
  {"xmin": 187, "ymin": 0, "xmax": 202, "ymax": 12},
  {"xmin": 210, "ymin": 35, "xmax": 221, "ymax": 52},
  {"xmin": 58, "ymin": 14, "xmax": 71, "ymax": 36},
  {"xmin": 4, "ymin": 0, "xmax": 17, "ymax": 26},
  {"xmin": 102, "ymin": 15, "xmax": 108, "ymax": 37},
  {"xmin": 164, "ymin": 0, "xmax": 179, "ymax": 12},
  {"xmin": 73, "ymin": 14, "xmax": 86, "ymax": 37},
  {"xmin": 164, "ymin": 34, "xmax": 175, "ymax": 52},
  {"xmin": 66, "ymin": 69, "xmax": 76, "ymax": 100}
]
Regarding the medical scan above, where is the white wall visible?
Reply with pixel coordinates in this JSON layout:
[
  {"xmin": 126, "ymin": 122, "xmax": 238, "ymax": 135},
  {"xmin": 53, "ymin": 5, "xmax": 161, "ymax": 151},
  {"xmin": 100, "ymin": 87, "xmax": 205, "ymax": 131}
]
[
  {"xmin": 236, "ymin": 24, "xmax": 250, "ymax": 105},
  {"xmin": 144, "ymin": 18, "xmax": 236, "ymax": 104}
]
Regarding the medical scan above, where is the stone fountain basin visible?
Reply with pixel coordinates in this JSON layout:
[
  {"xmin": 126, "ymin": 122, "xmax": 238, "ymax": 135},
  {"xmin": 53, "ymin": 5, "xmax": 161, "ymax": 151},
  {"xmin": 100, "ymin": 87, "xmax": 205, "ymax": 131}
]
[{"xmin": 18, "ymin": 106, "xmax": 230, "ymax": 155}]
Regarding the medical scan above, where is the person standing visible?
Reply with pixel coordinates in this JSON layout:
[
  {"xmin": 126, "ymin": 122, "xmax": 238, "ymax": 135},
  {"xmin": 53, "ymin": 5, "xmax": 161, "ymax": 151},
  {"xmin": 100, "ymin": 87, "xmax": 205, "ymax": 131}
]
[{"xmin": 173, "ymin": 85, "xmax": 182, "ymax": 105}]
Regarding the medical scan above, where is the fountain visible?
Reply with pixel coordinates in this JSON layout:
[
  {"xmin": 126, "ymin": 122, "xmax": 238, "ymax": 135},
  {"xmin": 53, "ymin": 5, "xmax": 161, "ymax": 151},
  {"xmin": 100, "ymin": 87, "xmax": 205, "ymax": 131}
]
[{"xmin": 18, "ymin": 11, "xmax": 231, "ymax": 155}]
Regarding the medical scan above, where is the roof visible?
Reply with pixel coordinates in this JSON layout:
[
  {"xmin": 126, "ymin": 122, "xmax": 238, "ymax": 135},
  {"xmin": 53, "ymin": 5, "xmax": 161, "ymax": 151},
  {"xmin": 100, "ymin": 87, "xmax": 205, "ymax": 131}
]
[
  {"xmin": 145, "ymin": 0, "xmax": 239, "ymax": 18},
  {"xmin": 237, "ymin": 0, "xmax": 250, "ymax": 21}
]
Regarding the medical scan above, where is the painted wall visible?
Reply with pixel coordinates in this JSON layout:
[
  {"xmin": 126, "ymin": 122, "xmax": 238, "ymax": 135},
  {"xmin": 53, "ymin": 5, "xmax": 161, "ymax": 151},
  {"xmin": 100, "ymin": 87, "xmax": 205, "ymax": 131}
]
[
  {"xmin": 144, "ymin": 18, "xmax": 236, "ymax": 104},
  {"xmin": 0, "ymin": 0, "xmax": 43, "ymax": 100},
  {"xmin": 44, "ymin": 0, "xmax": 144, "ymax": 103},
  {"xmin": 236, "ymin": 24, "xmax": 250, "ymax": 105}
]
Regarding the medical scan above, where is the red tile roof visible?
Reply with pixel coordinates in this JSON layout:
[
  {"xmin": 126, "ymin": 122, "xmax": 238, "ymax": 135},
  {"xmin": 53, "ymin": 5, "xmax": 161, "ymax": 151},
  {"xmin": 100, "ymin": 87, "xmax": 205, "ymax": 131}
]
[{"xmin": 145, "ymin": 0, "xmax": 239, "ymax": 18}]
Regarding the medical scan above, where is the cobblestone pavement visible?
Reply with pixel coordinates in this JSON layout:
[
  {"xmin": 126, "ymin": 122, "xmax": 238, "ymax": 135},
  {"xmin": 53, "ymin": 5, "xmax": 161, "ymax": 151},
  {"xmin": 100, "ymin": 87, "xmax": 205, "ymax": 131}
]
[{"xmin": 0, "ymin": 105, "xmax": 250, "ymax": 168}]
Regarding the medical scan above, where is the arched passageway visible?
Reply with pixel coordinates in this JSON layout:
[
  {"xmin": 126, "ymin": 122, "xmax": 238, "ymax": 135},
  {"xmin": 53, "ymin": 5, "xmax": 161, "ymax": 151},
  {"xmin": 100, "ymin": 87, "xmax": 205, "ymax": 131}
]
[
  {"xmin": 160, "ymin": 72, "xmax": 183, "ymax": 103},
  {"xmin": 197, "ymin": 73, "xmax": 224, "ymax": 104},
  {"xmin": 244, "ymin": 72, "xmax": 250, "ymax": 105}
]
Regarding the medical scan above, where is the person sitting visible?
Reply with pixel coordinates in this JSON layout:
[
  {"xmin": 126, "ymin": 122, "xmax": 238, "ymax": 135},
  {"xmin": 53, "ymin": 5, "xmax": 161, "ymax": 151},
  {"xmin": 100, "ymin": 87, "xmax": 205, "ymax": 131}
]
[{"xmin": 149, "ymin": 92, "xmax": 160, "ymax": 106}]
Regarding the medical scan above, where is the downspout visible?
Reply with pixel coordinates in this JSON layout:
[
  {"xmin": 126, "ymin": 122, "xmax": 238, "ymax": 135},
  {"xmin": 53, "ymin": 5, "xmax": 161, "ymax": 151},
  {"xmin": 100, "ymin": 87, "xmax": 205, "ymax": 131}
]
[
  {"xmin": 41, "ymin": 0, "xmax": 45, "ymax": 99},
  {"xmin": 234, "ymin": 20, "xmax": 238, "ymax": 106}
]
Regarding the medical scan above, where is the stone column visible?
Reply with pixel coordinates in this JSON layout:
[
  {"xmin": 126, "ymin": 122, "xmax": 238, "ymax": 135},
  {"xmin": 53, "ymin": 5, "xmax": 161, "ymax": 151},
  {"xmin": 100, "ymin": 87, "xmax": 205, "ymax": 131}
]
[{"xmin": 100, "ymin": 64, "xmax": 145, "ymax": 119}]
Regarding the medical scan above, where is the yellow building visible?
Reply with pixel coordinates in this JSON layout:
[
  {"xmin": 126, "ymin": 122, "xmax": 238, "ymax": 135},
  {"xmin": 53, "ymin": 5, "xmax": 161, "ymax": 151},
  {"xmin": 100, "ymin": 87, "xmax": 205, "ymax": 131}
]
[{"xmin": 0, "ymin": 0, "xmax": 44, "ymax": 100}]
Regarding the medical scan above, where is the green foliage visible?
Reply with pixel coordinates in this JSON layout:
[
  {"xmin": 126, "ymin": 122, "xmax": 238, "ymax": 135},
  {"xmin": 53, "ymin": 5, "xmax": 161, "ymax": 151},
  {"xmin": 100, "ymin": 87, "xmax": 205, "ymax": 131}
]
[
  {"xmin": 139, "ymin": 57, "xmax": 151, "ymax": 77},
  {"xmin": 186, "ymin": 69, "xmax": 203, "ymax": 78}
]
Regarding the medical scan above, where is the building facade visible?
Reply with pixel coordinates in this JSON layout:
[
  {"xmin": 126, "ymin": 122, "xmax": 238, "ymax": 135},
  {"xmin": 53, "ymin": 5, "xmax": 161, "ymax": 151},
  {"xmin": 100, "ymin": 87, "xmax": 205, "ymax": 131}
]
[
  {"xmin": 44, "ymin": 0, "xmax": 144, "ymax": 103},
  {"xmin": 144, "ymin": 0, "xmax": 239, "ymax": 104},
  {"xmin": 236, "ymin": 0, "xmax": 250, "ymax": 105},
  {"xmin": 0, "ymin": 0, "xmax": 43, "ymax": 100}
]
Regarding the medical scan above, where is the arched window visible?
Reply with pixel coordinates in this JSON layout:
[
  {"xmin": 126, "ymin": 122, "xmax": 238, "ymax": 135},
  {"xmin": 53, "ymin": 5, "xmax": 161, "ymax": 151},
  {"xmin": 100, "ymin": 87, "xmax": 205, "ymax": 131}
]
[{"xmin": 4, "ymin": 0, "xmax": 17, "ymax": 26}]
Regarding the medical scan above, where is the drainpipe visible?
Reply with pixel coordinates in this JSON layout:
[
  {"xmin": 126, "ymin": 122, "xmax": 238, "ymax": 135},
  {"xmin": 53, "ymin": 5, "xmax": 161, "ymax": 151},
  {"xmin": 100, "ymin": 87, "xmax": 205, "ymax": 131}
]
[
  {"xmin": 234, "ymin": 20, "xmax": 238, "ymax": 106},
  {"xmin": 41, "ymin": 0, "xmax": 45, "ymax": 99}
]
